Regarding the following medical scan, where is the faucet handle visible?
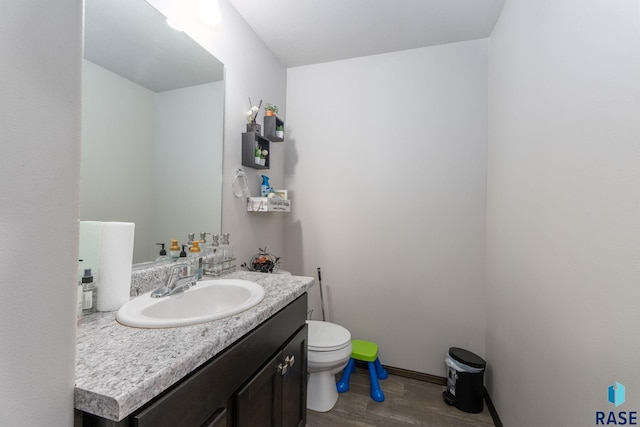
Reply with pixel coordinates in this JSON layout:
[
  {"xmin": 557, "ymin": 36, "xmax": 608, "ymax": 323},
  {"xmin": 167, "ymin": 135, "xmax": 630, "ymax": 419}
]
[
  {"xmin": 168, "ymin": 264, "xmax": 187, "ymax": 282},
  {"xmin": 170, "ymin": 264, "xmax": 185, "ymax": 274}
]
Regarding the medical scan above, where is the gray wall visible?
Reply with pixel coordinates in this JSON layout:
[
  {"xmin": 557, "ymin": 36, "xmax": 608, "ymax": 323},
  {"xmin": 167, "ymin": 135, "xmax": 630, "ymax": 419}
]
[
  {"xmin": 0, "ymin": 1, "xmax": 82, "ymax": 425},
  {"xmin": 82, "ymin": 61, "xmax": 224, "ymax": 264},
  {"xmin": 284, "ymin": 39, "xmax": 489, "ymax": 375},
  {"xmin": 0, "ymin": 0, "xmax": 286, "ymax": 424},
  {"xmin": 153, "ymin": 81, "xmax": 224, "ymax": 261},
  {"xmin": 81, "ymin": 60, "xmax": 156, "ymax": 263},
  {"xmin": 486, "ymin": 0, "xmax": 640, "ymax": 425}
]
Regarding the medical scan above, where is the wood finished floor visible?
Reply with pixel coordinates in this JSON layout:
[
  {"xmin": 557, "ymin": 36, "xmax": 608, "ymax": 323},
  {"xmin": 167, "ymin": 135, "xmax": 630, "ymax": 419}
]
[{"xmin": 306, "ymin": 369, "xmax": 495, "ymax": 427}]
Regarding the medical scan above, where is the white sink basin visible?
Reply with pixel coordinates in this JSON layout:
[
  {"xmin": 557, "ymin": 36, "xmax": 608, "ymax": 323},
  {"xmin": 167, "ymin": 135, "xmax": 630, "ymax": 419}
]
[{"xmin": 116, "ymin": 279, "xmax": 265, "ymax": 328}]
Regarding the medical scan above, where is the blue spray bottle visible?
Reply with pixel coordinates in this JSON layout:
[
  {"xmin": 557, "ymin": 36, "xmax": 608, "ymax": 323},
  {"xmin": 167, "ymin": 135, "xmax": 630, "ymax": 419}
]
[{"xmin": 261, "ymin": 175, "xmax": 272, "ymax": 197}]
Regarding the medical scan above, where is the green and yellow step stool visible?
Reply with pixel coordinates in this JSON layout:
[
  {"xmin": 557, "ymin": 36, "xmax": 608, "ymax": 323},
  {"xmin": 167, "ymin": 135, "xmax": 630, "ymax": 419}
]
[{"xmin": 337, "ymin": 339, "xmax": 388, "ymax": 402}]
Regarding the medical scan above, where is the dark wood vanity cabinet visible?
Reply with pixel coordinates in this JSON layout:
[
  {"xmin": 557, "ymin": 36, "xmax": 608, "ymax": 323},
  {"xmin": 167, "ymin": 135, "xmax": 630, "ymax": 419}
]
[
  {"xmin": 77, "ymin": 294, "xmax": 308, "ymax": 427},
  {"xmin": 235, "ymin": 325, "xmax": 307, "ymax": 427}
]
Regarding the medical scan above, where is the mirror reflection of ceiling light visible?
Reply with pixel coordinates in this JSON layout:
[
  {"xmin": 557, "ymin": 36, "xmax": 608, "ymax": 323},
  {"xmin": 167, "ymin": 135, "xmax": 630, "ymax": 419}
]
[{"xmin": 198, "ymin": 0, "xmax": 221, "ymax": 25}]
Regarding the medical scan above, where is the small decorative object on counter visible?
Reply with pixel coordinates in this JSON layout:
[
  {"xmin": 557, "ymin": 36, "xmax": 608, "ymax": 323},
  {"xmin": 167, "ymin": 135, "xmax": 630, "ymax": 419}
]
[
  {"xmin": 221, "ymin": 233, "xmax": 236, "ymax": 272},
  {"xmin": 82, "ymin": 269, "xmax": 97, "ymax": 314},
  {"xmin": 212, "ymin": 235, "xmax": 223, "ymax": 275},
  {"xmin": 204, "ymin": 234, "xmax": 223, "ymax": 276},
  {"xmin": 241, "ymin": 247, "xmax": 281, "ymax": 273}
]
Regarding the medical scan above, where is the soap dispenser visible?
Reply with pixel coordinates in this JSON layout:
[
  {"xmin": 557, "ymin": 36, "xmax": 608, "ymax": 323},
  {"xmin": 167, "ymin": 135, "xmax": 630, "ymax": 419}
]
[
  {"xmin": 189, "ymin": 241, "xmax": 204, "ymax": 280},
  {"xmin": 81, "ymin": 269, "xmax": 97, "ymax": 315},
  {"xmin": 200, "ymin": 232, "xmax": 211, "ymax": 245},
  {"xmin": 169, "ymin": 239, "xmax": 180, "ymax": 260},
  {"xmin": 178, "ymin": 244, "xmax": 188, "ymax": 271},
  {"xmin": 155, "ymin": 243, "xmax": 170, "ymax": 264}
]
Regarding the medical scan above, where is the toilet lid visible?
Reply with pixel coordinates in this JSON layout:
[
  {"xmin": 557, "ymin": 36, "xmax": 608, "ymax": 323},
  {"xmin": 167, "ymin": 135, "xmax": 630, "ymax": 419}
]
[{"xmin": 306, "ymin": 320, "xmax": 351, "ymax": 352}]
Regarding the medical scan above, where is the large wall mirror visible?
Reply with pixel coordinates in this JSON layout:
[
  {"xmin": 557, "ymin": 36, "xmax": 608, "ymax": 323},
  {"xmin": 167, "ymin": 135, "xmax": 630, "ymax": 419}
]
[{"xmin": 81, "ymin": 0, "xmax": 225, "ymax": 264}]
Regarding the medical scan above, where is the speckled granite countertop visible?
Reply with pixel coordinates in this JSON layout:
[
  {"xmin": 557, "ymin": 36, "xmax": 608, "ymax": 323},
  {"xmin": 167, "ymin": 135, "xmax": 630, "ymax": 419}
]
[{"xmin": 75, "ymin": 271, "xmax": 313, "ymax": 421}]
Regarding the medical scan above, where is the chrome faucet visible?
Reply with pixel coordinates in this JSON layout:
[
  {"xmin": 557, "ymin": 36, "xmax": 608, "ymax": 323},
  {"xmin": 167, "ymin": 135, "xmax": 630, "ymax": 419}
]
[{"xmin": 151, "ymin": 265, "xmax": 197, "ymax": 298}]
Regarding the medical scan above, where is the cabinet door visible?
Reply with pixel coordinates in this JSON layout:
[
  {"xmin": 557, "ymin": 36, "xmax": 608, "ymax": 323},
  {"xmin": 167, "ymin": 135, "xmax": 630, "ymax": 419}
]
[
  {"xmin": 201, "ymin": 404, "xmax": 229, "ymax": 427},
  {"xmin": 235, "ymin": 352, "xmax": 282, "ymax": 427},
  {"xmin": 281, "ymin": 325, "xmax": 308, "ymax": 427}
]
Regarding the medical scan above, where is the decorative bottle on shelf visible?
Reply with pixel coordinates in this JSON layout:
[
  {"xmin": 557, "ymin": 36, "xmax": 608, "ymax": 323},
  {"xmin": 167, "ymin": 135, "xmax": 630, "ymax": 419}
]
[
  {"xmin": 261, "ymin": 175, "xmax": 272, "ymax": 197},
  {"xmin": 247, "ymin": 122, "xmax": 261, "ymax": 134}
]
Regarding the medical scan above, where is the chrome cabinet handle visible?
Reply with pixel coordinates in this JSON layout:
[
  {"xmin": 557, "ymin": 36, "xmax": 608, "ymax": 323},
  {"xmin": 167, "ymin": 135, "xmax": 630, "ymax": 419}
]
[
  {"xmin": 278, "ymin": 355, "xmax": 295, "ymax": 375},
  {"xmin": 278, "ymin": 362, "xmax": 288, "ymax": 375},
  {"xmin": 285, "ymin": 355, "xmax": 295, "ymax": 367}
]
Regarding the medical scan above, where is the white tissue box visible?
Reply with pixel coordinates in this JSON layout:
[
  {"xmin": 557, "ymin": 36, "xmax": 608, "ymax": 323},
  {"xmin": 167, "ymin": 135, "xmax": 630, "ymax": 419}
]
[{"xmin": 247, "ymin": 197, "xmax": 291, "ymax": 212}]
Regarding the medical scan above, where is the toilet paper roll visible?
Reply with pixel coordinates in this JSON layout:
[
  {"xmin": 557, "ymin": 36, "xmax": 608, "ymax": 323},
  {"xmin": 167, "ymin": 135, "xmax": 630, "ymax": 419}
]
[
  {"xmin": 79, "ymin": 221, "xmax": 103, "ymax": 273},
  {"xmin": 97, "ymin": 222, "xmax": 135, "ymax": 311}
]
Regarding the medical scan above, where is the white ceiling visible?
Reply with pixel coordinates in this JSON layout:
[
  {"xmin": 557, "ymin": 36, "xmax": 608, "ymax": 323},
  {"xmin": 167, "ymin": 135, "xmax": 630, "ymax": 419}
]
[
  {"xmin": 84, "ymin": 0, "xmax": 224, "ymax": 93},
  {"xmin": 227, "ymin": 0, "xmax": 506, "ymax": 68}
]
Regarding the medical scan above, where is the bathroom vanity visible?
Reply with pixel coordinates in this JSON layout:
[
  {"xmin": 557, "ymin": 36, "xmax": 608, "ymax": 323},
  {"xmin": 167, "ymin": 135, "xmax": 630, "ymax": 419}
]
[{"xmin": 74, "ymin": 271, "xmax": 313, "ymax": 427}]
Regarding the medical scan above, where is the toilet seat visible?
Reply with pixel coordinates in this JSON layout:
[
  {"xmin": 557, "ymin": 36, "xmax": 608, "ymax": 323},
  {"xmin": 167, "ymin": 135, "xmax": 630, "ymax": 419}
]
[{"xmin": 306, "ymin": 320, "xmax": 351, "ymax": 352}]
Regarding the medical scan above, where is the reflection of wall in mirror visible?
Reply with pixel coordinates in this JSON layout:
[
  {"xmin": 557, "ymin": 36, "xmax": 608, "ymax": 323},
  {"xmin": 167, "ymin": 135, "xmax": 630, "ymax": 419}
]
[
  {"xmin": 80, "ymin": 60, "xmax": 223, "ymax": 263},
  {"xmin": 154, "ymin": 82, "xmax": 224, "ymax": 260}
]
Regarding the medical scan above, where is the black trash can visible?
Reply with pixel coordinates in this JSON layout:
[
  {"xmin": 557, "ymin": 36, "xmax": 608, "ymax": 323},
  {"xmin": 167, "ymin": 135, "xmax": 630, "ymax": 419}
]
[{"xmin": 442, "ymin": 347, "xmax": 486, "ymax": 413}]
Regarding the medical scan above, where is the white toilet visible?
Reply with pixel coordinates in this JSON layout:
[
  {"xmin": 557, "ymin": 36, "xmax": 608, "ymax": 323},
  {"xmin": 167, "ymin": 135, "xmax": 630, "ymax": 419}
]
[{"xmin": 306, "ymin": 320, "xmax": 352, "ymax": 412}]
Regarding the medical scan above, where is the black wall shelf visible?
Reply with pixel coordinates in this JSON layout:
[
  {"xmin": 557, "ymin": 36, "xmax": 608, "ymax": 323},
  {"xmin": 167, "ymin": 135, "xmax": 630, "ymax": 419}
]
[
  {"xmin": 241, "ymin": 132, "xmax": 270, "ymax": 169},
  {"xmin": 263, "ymin": 115, "xmax": 284, "ymax": 142}
]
